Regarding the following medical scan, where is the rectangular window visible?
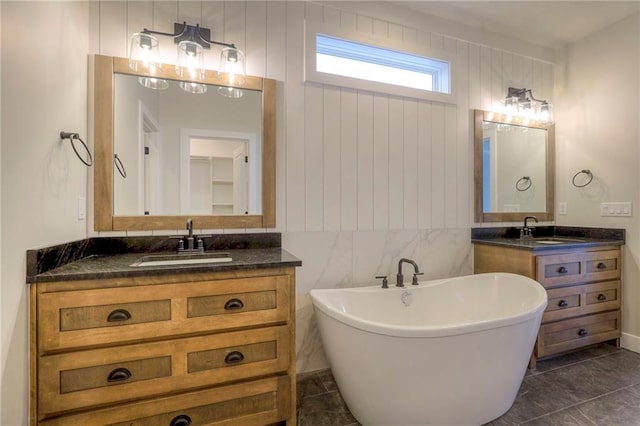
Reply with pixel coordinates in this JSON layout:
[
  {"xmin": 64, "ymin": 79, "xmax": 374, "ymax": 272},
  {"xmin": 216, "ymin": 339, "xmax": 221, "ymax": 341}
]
[
  {"xmin": 304, "ymin": 22, "xmax": 455, "ymax": 103},
  {"xmin": 316, "ymin": 34, "xmax": 449, "ymax": 94}
]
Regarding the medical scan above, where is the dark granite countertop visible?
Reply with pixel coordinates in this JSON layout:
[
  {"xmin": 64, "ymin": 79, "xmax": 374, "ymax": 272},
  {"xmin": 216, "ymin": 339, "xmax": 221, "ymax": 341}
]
[
  {"xmin": 471, "ymin": 226, "xmax": 625, "ymax": 252},
  {"xmin": 27, "ymin": 233, "xmax": 302, "ymax": 283}
]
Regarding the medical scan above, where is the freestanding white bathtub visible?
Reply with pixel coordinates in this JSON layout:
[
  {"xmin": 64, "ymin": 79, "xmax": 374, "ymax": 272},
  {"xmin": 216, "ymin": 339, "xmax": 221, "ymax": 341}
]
[{"xmin": 310, "ymin": 273, "xmax": 547, "ymax": 426}]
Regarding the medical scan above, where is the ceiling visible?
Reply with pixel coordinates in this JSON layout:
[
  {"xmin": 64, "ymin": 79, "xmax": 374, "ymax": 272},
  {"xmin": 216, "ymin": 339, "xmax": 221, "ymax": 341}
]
[{"xmin": 393, "ymin": 1, "xmax": 639, "ymax": 49}]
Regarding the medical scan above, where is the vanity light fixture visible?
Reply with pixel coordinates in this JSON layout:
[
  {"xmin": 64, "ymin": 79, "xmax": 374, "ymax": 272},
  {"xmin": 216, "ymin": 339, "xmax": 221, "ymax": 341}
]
[
  {"xmin": 128, "ymin": 22, "xmax": 246, "ymax": 96},
  {"xmin": 503, "ymin": 87, "xmax": 554, "ymax": 124}
]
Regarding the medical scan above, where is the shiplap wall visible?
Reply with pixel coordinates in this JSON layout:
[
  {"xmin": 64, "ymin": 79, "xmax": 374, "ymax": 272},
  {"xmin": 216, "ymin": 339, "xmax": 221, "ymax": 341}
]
[{"xmin": 92, "ymin": 0, "xmax": 553, "ymax": 234}]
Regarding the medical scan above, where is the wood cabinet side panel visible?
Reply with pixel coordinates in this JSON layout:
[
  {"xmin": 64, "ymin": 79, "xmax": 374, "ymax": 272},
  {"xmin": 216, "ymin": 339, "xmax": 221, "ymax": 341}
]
[{"xmin": 473, "ymin": 245, "xmax": 535, "ymax": 278}]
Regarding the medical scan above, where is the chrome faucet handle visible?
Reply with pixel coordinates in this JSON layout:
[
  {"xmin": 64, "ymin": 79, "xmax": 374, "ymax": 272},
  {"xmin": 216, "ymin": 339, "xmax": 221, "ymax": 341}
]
[
  {"xmin": 376, "ymin": 276, "xmax": 389, "ymax": 289},
  {"xmin": 412, "ymin": 272, "xmax": 424, "ymax": 286}
]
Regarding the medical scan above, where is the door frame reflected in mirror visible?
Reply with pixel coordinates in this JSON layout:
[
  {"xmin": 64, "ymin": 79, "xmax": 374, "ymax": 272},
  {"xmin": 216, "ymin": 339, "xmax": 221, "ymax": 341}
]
[
  {"xmin": 92, "ymin": 55, "xmax": 276, "ymax": 231},
  {"xmin": 473, "ymin": 109, "xmax": 555, "ymax": 223}
]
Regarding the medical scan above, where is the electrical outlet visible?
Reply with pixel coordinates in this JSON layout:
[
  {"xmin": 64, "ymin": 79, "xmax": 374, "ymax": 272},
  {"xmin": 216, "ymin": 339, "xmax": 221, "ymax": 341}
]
[
  {"xmin": 600, "ymin": 202, "xmax": 632, "ymax": 217},
  {"xmin": 78, "ymin": 196, "xmax": 86, "ymax": 220},
  {"xmin": 558, "ymin": 202, "xmax": 567, "ymax": 215}
]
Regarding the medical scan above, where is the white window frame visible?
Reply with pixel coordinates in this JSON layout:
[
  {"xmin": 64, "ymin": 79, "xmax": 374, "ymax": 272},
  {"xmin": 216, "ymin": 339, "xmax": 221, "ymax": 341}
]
[{"xmin": 304, "ymin": 21, "xmax": 457, "ymax": 104}]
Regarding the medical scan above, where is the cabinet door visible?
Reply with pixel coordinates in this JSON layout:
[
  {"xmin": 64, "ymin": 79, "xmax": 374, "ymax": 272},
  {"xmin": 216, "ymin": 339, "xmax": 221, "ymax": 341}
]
[
  {"xmin": 39, "ymin": 326, "xmax": 290, "ymax": 416},
  {"xmin": 543, "ymin": 281, "xmax": 620, "ymax": 322},
  {"xmin": 536, "ymin": 249, "xmax": 620, "ymax": 288},
  {"xmin": 39, "ymin": 275, "xmax": 291, "ymax": 352},
  {"xmin": 41, "ymin": 376, "xmax": 291, "ymax": 426},
  {"xmin": 538, "ymin": 311, "xmax": 620, "ymax": 357}
]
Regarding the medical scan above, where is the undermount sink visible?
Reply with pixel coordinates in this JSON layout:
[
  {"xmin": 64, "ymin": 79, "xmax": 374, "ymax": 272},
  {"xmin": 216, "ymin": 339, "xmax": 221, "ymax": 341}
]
[
  {"xmin": 533, "ymin": 237, "xmax": 585, "ymax": 245},
  {"xmin": 130, "ymin": 252, "xmax": 233, "ymax": 267}
]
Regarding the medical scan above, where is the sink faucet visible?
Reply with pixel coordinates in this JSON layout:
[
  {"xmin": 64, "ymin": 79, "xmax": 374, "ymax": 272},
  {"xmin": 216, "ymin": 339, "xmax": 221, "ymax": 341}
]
[
  {"xmin": 174, "ymin": 219, "xmax": 210, "ymax": 253},
  {"xmin": 521, "ymin": 216, "xmax": 539, "ymax": 239},
  {"xmin": 185, "ymin": 218, "xmax": 195, "ymax": 250},
  {"xmin": 396, "ymin": 258, "xmax": 423, "ymax": 287}
]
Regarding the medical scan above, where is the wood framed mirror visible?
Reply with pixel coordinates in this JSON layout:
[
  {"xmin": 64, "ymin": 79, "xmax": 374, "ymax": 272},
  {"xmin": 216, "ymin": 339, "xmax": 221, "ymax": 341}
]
[
  {"xmin": 92, "ymin": 55, "xmax": 275, "ymax": 231},
  {"xmin": 474, "ymin": 109, "xmax": 555, "ymax": 223}
]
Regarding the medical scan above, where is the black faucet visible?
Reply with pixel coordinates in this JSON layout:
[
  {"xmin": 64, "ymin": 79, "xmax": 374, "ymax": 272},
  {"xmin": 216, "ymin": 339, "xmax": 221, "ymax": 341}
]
[
  {"xmin": 175, "ymin": 219, "xmax": 210, "ymax": 253},
  {"xmin": 521, "ymin": 216, "xmax": 539, "ymax": 238},
  {"xmin": 396, "ymin": 258, "xmax": 423, "ymax": 287}
]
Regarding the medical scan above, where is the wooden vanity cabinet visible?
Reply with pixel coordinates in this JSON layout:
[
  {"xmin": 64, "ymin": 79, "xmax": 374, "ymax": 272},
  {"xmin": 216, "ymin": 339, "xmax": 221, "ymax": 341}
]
[
  {"xmin": 474, "ymin": 244, "xmax": 621, "ymax": 369},
  {"xmin": 30, "ymin": 267, "xmax": 297, "ymax": 425}
]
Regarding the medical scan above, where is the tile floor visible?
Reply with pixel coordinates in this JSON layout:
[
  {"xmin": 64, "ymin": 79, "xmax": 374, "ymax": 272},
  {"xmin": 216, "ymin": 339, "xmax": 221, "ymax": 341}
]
[{"xmin": 296, "ymin": 344, "xmax": 640, "ymax": 425}]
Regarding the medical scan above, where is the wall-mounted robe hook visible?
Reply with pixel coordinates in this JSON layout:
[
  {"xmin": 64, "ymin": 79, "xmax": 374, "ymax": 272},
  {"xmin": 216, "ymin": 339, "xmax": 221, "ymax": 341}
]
[
  {"xmin": 572, "ymin": 169, "xmax": 593, "ymax": 188},
  {"xmin": 60, "ymin": 131, "xmax": 93, "ymax": 167},
  {"xmin": 515, "ymin": 176, "xmax": 532, "ymax": 191}
]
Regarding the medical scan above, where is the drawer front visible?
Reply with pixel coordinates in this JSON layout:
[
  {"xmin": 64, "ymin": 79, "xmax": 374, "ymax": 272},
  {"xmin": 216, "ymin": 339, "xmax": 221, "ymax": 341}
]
[
  {"xmin": 543, "ymin": 281, "xmax": 621, "ymax": 323},
  {"xmin": 38, "ymin": 326, "xmax": 290, "ymax": 417},
  {"xmin": 41, "ymin": 376, "xmax": 291, "ymax": 426},
  {"xmin": 536, "ymin": 249, "xmax": 620, "ymax": 288},
  {"xmin": 60, "ymin": 300, "xmax": 172, "ymax": 331},
  {"xmin": 538, "ymin": 311, "xmax": 620, "ymax": 357},
  {"xmin": 38, "ymin": 275, "xmax": 291, "ymax": 352}
]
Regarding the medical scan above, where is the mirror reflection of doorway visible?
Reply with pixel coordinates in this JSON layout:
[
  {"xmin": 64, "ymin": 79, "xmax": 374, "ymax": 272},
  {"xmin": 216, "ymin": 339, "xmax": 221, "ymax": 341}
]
[
  {"xmin": 180, "ymin": 129, "xmax": 259, "ymax": 216},
  {"xmin": 188, "ymin": 137, "xmax": 248, "ymax": 215}
]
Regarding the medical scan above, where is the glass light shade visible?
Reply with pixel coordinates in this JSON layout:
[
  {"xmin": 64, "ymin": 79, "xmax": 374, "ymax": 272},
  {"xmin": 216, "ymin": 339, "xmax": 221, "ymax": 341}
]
[
  {"xmin": 504, "ymin": 96, "xmax": 519, "ymax": 114},
  {"xmin": 176, "ymin": 41, "xmax": 205, "ymax": 81},
  {"xmin": 179, "ymin": 81, "xmax": 208, "ymax": 94},
  {"xmin": 217, "ymin": 86, "xmax": 244, "ymax": 98},
  {"xmin": 518, "ymin": 99, "xmax": 532, "ymax": 117},
  {"xmin": 138, "ymin": 77, "xmax": 169, "ymax": 90},
  {"xmin": 538, "ymin": 103, "xmax": 554, "ymax": 124},
  {"xmin": 219, "ymin": 47, "xmax": 246, "ymax": 87},
  {"xmin": 129, "ymin": 33, "xmax": 161, "ymax": 74}
]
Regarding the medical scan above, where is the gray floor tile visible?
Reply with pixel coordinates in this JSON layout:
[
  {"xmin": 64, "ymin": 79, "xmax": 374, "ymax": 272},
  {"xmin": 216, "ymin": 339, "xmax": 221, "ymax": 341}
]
[
  {"xmin": 574, "ymin": 383, "xmax": 640, "ymax": 425},
  {"xmin": 297, "ymin": 347, "xmax": 640, "ymax": 426}
]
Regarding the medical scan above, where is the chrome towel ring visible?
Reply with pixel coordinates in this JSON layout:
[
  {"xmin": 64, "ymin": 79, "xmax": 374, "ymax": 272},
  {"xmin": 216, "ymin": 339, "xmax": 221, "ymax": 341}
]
[
  {"xmin": 516, "ymin": 176, "xmax": 532, "ymax": 191},
  {"xmin": 60, "ymin": 131, "xmax": 93, "ymax": 167},
  {"xmin": 572, "ymin": 169, "xmax": 593, "ymax": 188}
]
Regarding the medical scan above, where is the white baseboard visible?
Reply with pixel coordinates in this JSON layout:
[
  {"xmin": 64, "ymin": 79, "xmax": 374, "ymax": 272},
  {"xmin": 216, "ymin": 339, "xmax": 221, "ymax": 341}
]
[{"xmin": 621, "ymin": 332, "xmax": 640, "ymax": 353}]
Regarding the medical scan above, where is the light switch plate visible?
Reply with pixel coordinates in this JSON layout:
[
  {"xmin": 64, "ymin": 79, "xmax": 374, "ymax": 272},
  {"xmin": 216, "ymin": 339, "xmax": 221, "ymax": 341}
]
[
  {"xmin": 600, "ymin": 202, "xmax": 632, "ymax": 217},
  {"xmin": 78, "ymin": 196, "xmax": 86, "ymax": 220},
  {"xmin": 558, "ymin": 202, "xmax": 567, "ymax": 215}
]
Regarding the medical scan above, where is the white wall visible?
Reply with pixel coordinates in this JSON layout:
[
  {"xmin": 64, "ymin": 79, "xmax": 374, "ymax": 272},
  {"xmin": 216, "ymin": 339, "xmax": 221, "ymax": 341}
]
[
  {"xmin": 1, "ymin": 2, "xmax": 89, "ymax": 424},
  {"xmin": 1, "ymin": 1, "xmax": 556, "ymax": 424},
  {"xmin": 555, "ymin": 12, "xmax": 640, "ymax": 349},
  {"xmin": 90, "ymin": 0, "xmax": 554, "ymax": 373}
]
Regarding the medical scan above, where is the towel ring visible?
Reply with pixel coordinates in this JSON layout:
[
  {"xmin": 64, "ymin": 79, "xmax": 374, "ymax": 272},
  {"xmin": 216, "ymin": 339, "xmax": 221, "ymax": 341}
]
[
  {"xmin": 516, "ymin": 176, "xmax": 532, "ymax": 192},
  {"xmin": 114, "ymin": 154, "xmax": 127, "ymax": 178},
  {"xmin": 60, "ymin": 131, "xmax": 93, "ymax": 167},
  {"xmin": 572, "ymin": 169, "xmax": 593, "ymax": 188}
]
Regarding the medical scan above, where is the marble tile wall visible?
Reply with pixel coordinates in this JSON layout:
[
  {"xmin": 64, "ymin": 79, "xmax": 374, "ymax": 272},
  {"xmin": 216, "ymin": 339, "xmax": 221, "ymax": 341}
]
[{"xmin": 283, "ymin": 228, "xmax": 472, "ymax": 373}]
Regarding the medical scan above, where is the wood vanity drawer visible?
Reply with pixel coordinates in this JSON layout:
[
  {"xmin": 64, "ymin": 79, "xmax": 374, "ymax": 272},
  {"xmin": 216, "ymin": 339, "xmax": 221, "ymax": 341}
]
[
  {"xmin": 38, "ymin": 326, "xmax": 290, "ymax": 417},
  {"xmin": 40, "ymin": 375, "xmax": 290, "ymax": 426},
  {"xmin": 38, "ymin": 275, "xmax": 290, "ymax": 352},
  {"xmin": 543, "ymin": 281, "xmax": 621, "ymax": 322},
  {"xmin": 537, "ymin": 311, "xmax": 620, "ymax": 357},
  {"xmin": 536, "ymin": 249, "xmax": 620, "ymax": 288},
  {"xmin": 60, "ymin": 300, "xmax": 172, "ymax": 331}
]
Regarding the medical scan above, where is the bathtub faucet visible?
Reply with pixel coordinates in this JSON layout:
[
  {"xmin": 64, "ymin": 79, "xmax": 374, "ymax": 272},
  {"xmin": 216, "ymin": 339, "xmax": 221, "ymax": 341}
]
[{"xmin": 397, "ymin": 258, "xmax": 423, "ymax": 287}]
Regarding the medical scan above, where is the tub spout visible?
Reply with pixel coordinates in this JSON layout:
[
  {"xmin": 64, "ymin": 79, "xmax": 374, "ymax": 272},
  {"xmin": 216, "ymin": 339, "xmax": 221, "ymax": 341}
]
[{"xmin": 397, "ymin": 258, "xmax": 422, "ymax": 287}]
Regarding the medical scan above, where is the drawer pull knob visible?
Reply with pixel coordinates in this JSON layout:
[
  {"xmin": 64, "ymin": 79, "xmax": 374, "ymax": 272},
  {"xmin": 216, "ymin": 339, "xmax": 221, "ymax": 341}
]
[
  {"xmin": 598, "ymin": 293, "xmax": 607, "ymax": 301},
  {"xmin": 224, "ymin": 298, "xmax": 244, "ymax": 310},
  {"xmin": 578, "ymin": 328, "xmax": 589, "ymax": 337},
  {"xmin": 597, "ymin": 262, "xmax": 607, "ymax": 270},
  {"xmin": 107, "ymin": 368, "xmax": 132, "ymax": 382},
  {"xmin": 558, "ymin": 300, "xmax": 568, "ymax": 308},
  {"xmin": 557, "ymin": 266, "xmax": 568, "ymax": 274},
  {"xmin": 224, "ymin": 351, "xmax": 245, "ymax": 364},
  {"xmin": 169, "ymin": 415, "xmax": 192, "ymax": 426},
  {"xmin": 107, "ymin": 309, "xmax": 131, "ymax": 322}
]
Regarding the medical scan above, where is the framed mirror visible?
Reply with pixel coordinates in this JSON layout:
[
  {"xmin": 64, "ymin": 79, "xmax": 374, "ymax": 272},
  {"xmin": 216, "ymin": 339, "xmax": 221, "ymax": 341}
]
[
  {"xmin": 93, "ymin": 55, "xmax": 276, "ymax": 231},
  {"xmin": 474, "ymin": 109, "xmax": 555, "ymax": 223}
]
